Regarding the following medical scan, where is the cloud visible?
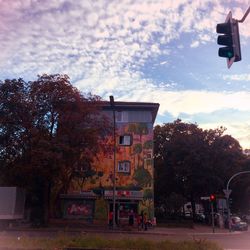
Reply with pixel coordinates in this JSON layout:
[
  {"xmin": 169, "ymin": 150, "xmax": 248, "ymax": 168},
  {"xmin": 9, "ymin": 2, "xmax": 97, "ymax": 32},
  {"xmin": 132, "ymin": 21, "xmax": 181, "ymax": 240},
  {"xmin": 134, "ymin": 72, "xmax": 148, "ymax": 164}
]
[
  {"xmin": 200, "ymin": 121, "xmax": 250, "ymax": 149},
  {"xmin": 2, "ymin": 0, "xmax": 248, "ymax": 81},
  {"xmin": 222, "ymin": 74, "xmax": 250, "ymax": 81},
  {"xmin": 1, "ymin": 0, "xmax": 250, "ymax": 147},
  {"xmin": 116, "ymin": 89, "xmax": 250, "ymax": 117},
  {"xmin": 190, "ymin": 41, "xmax": 200, "ymax": 48},
  {"xmin": 110, "ymin": 86, "xmax": 250, "ymax": 148},
  {"xmin": 160, "ymin": 61, "xmax": 168, "ymax": 65}
]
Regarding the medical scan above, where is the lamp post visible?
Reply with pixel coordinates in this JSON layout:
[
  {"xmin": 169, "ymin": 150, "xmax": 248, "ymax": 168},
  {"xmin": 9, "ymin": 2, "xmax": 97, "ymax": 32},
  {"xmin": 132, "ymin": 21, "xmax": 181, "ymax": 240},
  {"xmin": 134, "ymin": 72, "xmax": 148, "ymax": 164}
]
[
  {"xmin": 109, "ymin": 95, "xmax": 116, "ymax": 229},
  {"xmin": 224, "ymin": 170, "xmax": 250, "ymax": 232}
]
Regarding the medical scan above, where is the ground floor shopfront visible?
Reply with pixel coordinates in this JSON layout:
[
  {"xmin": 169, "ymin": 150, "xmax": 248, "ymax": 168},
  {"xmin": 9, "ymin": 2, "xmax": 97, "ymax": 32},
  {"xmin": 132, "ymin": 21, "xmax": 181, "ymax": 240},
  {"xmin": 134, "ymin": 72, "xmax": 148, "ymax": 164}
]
[{"xmin": 60, "ymin": 190, "xmax": 143, "ymax": 225}]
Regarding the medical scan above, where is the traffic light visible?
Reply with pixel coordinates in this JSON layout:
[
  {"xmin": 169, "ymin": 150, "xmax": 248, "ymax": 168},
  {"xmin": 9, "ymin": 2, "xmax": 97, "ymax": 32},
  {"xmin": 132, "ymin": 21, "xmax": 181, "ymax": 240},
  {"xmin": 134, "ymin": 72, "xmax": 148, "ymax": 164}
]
[
  {"xmin": 216, "ymin": 11, "xmax": 241, "ymax": 68},
  {"xmin": 229, "ymin": 198, "xmax": 233, "ymax": 207},
  {"xmin": 210, "ymin": 194, "xmax": 216, "ymax": 202}
]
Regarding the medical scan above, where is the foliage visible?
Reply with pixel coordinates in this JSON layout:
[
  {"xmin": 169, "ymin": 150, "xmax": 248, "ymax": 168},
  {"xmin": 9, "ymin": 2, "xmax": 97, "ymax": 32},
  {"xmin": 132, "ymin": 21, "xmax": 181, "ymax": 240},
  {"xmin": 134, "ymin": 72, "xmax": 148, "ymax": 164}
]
[
  {"xmin": 133, "ymin": 167, "xmax": 152, "ymax": 188},
  {"xmin": 160, "ymin": 193, "xmax": 187, "ymax": 218},
  {"xmin": 133, "ymin": 143, "xmax": 142, "ymax": 154},
  {"xmin": 94, "ymin": 198, "xmax": 108, "ymax": 221},
  {"xmin": 144, "ymin": 188, "xmax": 154, "ymax": 199},
  {"xmin": 128, "ymin": 123, "xmax": 149, "ymax": 140},
  {"xmin": 144, "ymin": 140, "xmax": 153, "ymax": 149},
  {"xmin": 154, "ymin": 119, "xmax": 245, "ymax": 218},
  {"xmin": 0, "ymin": 74, "xmax": 111, "ymax": 223}
]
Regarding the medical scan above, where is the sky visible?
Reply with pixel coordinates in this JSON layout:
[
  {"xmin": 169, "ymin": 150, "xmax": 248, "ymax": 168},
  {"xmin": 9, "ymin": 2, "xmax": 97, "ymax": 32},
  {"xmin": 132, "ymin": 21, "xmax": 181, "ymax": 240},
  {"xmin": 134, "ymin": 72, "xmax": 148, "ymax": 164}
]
[{"xmin": 1, "ymin": 0, "xmax": 250, "ymax": 149}]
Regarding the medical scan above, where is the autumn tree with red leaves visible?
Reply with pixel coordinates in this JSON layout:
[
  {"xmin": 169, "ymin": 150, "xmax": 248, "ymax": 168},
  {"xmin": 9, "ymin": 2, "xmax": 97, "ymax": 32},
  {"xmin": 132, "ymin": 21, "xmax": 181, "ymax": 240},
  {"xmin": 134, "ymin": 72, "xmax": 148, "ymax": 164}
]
[{"xmin": 0, "ymin": 74, "xmax": 111, "ymax": 225}]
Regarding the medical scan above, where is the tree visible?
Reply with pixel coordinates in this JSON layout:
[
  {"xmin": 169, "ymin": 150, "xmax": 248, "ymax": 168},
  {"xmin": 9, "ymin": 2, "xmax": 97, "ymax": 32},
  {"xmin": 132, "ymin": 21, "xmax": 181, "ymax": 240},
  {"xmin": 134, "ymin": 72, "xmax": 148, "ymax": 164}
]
[
  {"xmin": 154, "ymin": 119, "xmax": 244, "ymax": 220},
  {"xmin": 0, "ymin": 74, "xmax": 111, "ymax": 224}
]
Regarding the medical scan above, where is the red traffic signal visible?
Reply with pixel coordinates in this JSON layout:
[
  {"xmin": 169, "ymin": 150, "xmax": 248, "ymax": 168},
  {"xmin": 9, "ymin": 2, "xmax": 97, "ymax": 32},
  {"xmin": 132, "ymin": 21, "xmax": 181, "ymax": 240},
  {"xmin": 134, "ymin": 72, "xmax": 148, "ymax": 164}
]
[{"xmin": 210, "ymin": 194, "xmax": 216, "ymax": 201}]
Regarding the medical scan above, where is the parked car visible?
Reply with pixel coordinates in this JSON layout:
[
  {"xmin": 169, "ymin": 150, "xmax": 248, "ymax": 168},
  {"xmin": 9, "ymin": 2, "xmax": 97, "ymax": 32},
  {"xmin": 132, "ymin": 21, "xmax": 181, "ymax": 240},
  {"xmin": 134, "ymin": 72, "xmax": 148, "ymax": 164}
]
[
  {"xmin": 231, "ymin": 216, "xmax": 248, "ymax": 231},
  {"xmin": 241, "ymin": 214, "xmax": 250, "ymax": 223},
  {"xmin": 195, "ymin": 213, "xmax": 206, "ymax": 223}
]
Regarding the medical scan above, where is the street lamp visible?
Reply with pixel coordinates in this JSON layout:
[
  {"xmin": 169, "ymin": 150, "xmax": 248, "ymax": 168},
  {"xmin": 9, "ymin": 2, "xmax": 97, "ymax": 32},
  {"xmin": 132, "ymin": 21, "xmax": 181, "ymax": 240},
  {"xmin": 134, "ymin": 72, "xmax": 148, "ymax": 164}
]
[
  {"xmin": 109, "ymin": 95, "xmax": 116, "ymax": 229},
  {"xmin": 224, "ymin": 170, "xmax": 250, "ymax": 232}
]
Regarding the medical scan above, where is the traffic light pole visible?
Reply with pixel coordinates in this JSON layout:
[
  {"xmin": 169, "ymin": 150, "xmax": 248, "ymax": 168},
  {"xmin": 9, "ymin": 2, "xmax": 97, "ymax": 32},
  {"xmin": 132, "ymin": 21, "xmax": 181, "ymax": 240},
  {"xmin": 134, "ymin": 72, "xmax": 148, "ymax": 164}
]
[
  {"xmin": 211, "ymin": 202, "xmax": 215, "ymax": 233},
  {"xmin": 216, "ymin": 5, "xmax": 250, "ymax": 68},
  {"xmin": 237, "ymin": 6, "xmax": 250, "ymax": 23}
]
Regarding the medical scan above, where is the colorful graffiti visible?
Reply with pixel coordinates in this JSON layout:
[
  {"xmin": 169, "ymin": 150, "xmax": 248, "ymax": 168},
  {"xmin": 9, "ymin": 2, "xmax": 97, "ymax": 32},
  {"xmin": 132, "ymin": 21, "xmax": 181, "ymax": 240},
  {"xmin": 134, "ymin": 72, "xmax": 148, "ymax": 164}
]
[{"xmin": 69, "ymin": 120, "xmax": 155, "ymax": 219}]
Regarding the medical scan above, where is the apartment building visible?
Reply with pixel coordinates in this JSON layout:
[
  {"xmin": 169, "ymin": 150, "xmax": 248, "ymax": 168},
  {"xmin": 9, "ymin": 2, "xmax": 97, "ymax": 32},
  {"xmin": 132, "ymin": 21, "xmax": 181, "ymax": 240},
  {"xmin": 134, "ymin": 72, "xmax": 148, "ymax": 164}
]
[{"xmin": 60, "ymin": 101, "xmax": 159, "ymax": 224}]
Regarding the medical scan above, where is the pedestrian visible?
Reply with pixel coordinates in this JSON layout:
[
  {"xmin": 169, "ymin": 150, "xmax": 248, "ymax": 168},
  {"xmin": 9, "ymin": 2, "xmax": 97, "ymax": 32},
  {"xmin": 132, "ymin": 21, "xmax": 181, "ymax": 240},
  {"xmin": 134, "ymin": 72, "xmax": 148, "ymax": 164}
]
[
  {"xmin": 137, "ymin": 213, "xmax": 142, "ymax": 230},
  {"xmin": 144, "ymin": 212, "xmax": 148, "ymax": 231},
  {"xmin": 129, "ymin": 210, "xmax": 134, "ymax": 226},
  {"xmin": 141, "ymin": 211, "xmax": 144, "ymax": 230},
  {"xmin": 108, "ymin": 211, "xmax": 113, "ymax": 229}
]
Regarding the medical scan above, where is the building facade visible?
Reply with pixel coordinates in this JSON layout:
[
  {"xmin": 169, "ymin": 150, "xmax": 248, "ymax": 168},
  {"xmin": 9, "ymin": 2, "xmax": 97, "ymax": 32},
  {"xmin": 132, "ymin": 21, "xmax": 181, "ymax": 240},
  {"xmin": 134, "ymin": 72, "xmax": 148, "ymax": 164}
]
[{"xmin": 60, "ymin": 101, "xmax": 159, "ymax": 224}]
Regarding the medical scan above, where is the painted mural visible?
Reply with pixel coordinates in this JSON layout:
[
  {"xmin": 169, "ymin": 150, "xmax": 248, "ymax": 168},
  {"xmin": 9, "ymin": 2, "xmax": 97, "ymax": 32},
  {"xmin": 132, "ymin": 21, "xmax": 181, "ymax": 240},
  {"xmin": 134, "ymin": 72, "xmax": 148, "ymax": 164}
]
[{"xmin": 69, "ymin": 120, "xmax": 155, "ymax": 220}]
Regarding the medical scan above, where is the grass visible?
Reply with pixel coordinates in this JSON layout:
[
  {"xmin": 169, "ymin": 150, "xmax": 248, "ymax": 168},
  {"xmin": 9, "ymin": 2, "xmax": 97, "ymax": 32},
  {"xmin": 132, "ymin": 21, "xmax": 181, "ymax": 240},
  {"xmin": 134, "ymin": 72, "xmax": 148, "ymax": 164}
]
[{"xmin": 0, "ymin": 235, "xmax": 223, "ymax": 250}]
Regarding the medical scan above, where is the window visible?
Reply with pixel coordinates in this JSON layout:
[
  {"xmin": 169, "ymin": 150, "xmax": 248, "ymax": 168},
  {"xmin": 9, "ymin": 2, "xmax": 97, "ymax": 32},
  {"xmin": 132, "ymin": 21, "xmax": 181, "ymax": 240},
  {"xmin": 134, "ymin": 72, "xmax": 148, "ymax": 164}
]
[
  {"xmin": 116, "ymin": 111, "xmax": 128, "ymax": 122},
  {"xmin": 119, "ymin": 135, "xmax": 132, "ymax": 146},
  {"xmin": 128, "ymin": 111, "xmax": 152, "ymax": 122},
  {"xmin": 118, "ymin": 161, "xmax": 131, "ymax": 174},
  {"xmin": 115, "ymin": 110, "xmax": 152, "ymax": 123}
]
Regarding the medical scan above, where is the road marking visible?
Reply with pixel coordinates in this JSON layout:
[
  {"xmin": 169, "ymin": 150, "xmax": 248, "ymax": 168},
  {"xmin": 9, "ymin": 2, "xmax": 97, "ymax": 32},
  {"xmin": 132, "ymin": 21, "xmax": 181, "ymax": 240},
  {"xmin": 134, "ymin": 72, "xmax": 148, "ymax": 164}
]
[{"xmin": 188, "ymin": 231, "xmax": 242, "ymax": 235}]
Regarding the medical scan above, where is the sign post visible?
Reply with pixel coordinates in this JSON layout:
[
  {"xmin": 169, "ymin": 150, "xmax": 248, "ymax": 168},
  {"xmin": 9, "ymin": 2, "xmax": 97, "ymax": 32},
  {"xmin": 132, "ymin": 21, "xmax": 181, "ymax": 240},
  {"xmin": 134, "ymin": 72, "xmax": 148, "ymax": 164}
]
[{"xmin": 211, "ymin": 201, "xmax": 215, "ymax": 233}]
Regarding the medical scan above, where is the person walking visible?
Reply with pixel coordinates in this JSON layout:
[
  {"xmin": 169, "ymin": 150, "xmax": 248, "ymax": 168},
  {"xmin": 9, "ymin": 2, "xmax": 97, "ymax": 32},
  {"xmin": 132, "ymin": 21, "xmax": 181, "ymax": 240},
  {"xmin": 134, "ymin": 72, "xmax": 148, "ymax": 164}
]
[
  {"xmin": 108, "ymin": 211, "xmax": 113, "ymax": 229},
  {"xmin": 129, "ymin": 210, "xmax": 134, "ymax": 226},
  {"xmin": 137, "ymin": 213, "xmax": 142, "ymax": 230},
  {"xmin": 143, "ymin": 212, "xmax": 148, "ymax": 231},
  {"xmin": 140, "ymin": 211, "xmax": 144, "ymax": 230}
]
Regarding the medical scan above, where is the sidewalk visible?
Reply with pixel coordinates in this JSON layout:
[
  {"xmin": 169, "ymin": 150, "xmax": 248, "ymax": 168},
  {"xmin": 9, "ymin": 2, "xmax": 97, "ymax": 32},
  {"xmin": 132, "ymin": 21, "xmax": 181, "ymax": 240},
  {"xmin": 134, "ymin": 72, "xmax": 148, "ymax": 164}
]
[{"xmin": 5, "ymin": 219, "xmax": 231, "ymax": 236}]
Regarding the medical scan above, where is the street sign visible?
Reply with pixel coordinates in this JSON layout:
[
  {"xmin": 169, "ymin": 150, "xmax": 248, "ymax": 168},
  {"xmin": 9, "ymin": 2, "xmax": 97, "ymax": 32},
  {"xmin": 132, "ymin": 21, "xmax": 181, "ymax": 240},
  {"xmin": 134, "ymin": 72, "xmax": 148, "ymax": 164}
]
[
  {"xmin": 223, "ymin": 189, "xmax": 232, "ymax": 198},
  {"xmin": 201, "ymin": 196, "xmax": 210, "ymax": 200}
]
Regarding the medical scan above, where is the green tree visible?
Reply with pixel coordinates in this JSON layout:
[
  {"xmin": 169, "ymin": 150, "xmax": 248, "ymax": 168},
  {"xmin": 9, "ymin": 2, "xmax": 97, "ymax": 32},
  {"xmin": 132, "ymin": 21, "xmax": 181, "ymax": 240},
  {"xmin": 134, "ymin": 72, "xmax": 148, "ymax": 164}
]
[{"xmin": 154, "ymin": 119, "xmax": 244, "ymax": 220}]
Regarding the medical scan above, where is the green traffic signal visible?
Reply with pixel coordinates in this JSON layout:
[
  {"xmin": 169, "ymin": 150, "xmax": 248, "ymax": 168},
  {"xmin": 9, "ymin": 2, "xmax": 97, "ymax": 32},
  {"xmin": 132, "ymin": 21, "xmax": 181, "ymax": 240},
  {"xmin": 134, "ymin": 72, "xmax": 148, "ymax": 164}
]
[
  {"xmin": 218, "ymin": 47, "xmax": 234, "ymax": 59},
  {"xmin": 216, "ymin": 21, "xmax": 234, "ymax": 59},
  {"xmin": 216, "ymin": 11, "xmax": 241, "ymax": 68}
]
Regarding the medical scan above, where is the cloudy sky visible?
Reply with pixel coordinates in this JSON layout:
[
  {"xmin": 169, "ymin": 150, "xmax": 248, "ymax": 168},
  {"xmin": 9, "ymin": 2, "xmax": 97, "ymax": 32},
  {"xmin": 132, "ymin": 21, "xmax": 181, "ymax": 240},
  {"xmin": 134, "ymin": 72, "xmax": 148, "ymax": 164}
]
[{"xmin": 1, "ymin": 0, "xmax": 250, "ymax": 148}]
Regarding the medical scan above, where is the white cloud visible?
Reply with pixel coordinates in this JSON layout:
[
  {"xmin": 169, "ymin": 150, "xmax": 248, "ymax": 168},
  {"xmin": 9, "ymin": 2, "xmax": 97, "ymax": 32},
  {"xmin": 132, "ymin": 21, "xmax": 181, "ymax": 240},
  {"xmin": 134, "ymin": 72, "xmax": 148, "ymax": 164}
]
[
  {"xmin": 2, "ymin": 0, "xmax": 247, "ymax": 79},
  {"xmin": 223, "ymin": 74, "xmax": 250, "ymax": 81},
  {"xmin": 160, "ymin": 61, "xmax": 168, "ymax": 65},
  {"xmin": 1, "ymin": 0, "xmax": 250, "ymax": 147},
  {"xmin": 190, "ymin": 41, "xmax": 200, "ymax": 48},
  {"xmin": 200, "ymin": 121, "xmax": 250, "ymax": 149},
  {"xmin": 119, "ymin": 89, "xmax": 250, "ymax": 117}
]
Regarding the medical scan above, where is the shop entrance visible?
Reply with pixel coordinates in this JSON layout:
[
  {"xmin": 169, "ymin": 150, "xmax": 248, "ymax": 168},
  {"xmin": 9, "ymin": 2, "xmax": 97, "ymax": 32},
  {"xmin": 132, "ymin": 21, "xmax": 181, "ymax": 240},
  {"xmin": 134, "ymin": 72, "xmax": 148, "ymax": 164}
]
[{"xmin": 109, "ymin": 201, "xmax": 138, "ymax": 226}]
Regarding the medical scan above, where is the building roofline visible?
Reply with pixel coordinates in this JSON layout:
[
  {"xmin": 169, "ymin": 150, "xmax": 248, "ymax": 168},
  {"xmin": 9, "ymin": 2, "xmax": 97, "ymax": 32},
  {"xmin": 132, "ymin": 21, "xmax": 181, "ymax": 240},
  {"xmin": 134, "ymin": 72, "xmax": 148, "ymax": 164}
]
[{"xmin": 101, "ymin": 101, "xmax": 160, "ymax": 124}]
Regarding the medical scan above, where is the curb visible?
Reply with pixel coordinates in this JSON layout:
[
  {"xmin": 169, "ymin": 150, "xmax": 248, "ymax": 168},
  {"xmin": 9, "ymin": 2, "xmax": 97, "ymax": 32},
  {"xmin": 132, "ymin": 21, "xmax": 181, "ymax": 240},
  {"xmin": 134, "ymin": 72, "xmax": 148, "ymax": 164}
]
[{"xmin": 2, "ymin": 227, "xmax": 232, "ymax": 236}]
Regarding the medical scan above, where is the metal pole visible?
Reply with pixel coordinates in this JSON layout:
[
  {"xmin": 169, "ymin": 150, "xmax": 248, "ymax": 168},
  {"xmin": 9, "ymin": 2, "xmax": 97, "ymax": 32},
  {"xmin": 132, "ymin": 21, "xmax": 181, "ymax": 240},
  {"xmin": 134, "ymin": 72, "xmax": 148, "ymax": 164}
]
[
  {"xmin": 226, "ymin": 195, "xmax": 231, "ymax": 232},
  {"xmin": 211, "ymin": 201, "xmax": 215, "ymax": 233},
  {"xmin": 109, "ymin": 96, "xmax": 116, "ymax": 230},
  {"xmin": 237, "ymin": 6, "xmax": 250, "ymax": 23},
  {"xmin": 225, "ymin": 170, "xmax": 250, "ymax": 232}
]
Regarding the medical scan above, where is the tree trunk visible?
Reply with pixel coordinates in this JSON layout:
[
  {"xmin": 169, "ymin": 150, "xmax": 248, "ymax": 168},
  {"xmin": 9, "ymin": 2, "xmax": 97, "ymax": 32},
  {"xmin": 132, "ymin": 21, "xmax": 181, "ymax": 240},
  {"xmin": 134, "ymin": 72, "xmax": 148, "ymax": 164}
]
[
  {"xmin": 190, "ymin": 195, "xmax": 196, "ymax": 221},
  {"xmin": 42, "ymin": 181, "xmax": 50, "ymax": 226}
]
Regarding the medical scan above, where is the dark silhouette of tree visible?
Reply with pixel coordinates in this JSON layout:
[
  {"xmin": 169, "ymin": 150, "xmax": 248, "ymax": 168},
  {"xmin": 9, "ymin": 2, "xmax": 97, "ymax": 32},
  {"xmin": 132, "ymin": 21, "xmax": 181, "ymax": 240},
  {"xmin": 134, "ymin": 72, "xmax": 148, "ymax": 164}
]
[
  {"xmin": 154, "ymin": 119, "xmax": 245, "ymax": 220},
  {"xmin": 0, "ymin": 74, "xmax": 111, "ymax": 224}
]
